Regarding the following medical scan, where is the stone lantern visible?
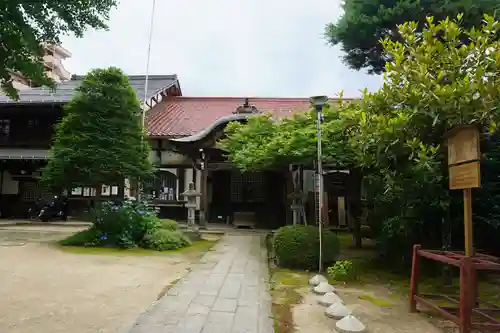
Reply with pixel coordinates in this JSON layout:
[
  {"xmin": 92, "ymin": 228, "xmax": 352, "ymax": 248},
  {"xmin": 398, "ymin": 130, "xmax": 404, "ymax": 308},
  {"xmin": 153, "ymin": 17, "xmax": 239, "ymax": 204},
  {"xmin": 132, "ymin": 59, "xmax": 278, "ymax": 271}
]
[
  {"xmin": 182, "ymin": 181, "xmax": 201, "ymax": 229},
  {"xmin": 288, "ymin": 191, "xmax": 308, "ymax": 225}
]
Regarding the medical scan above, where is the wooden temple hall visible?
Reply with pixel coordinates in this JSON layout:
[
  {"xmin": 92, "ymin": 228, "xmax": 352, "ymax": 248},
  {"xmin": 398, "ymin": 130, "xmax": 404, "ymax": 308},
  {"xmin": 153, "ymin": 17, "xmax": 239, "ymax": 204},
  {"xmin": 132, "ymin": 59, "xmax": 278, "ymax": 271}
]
[{"xmin": 0, "ymin": 74, "xmax": 353, "ymax": 229}]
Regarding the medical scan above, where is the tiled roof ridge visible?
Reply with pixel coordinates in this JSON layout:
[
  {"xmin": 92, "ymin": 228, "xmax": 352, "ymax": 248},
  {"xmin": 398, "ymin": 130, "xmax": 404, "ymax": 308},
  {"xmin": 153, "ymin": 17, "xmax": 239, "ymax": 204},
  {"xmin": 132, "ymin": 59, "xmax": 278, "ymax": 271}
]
[
  {"xmin": 162, "ymin": 96, "xmax": 353, "ymax": 101},
  {"xmin": 70, "ymin": 74, "xmax": 178, "ymax": 81}
]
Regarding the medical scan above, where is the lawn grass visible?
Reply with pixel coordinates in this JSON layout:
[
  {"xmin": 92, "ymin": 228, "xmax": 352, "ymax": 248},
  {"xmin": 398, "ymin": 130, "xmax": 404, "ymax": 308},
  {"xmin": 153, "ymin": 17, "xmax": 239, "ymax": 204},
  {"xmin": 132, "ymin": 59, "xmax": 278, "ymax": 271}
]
[{"xmin": 55, "ymin": 237, "xmax": 218, "ymax": 256}]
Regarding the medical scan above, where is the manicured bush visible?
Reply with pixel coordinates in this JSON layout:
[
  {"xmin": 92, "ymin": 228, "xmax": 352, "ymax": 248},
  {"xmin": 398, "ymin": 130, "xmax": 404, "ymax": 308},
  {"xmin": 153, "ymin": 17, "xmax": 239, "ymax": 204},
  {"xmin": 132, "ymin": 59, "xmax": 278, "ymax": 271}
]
[
  {"xmin": 160, "ymin": 219, "xmax": 179, "ymax": 231},
  {"xmin": 273, "ymin": 225, "xmax": 340, "ymax": 270},
  {"xmin": 141, "ymin": 229, "xmax": 191, "ymax": 251}
]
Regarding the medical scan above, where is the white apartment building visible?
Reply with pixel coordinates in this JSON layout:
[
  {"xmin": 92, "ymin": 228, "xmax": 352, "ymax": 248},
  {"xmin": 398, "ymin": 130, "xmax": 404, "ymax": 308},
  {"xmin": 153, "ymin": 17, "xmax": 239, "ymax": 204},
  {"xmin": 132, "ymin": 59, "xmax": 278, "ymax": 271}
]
[{"xmin": 11, "ymin": 44, "xmax": 72, "ymax": 91}]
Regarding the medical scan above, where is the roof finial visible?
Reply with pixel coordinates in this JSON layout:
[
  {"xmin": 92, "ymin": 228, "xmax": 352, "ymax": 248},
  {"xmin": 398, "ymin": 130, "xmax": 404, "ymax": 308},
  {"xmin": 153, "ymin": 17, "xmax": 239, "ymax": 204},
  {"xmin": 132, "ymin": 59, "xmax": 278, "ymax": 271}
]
[{"xmin": 234, "ymin": 98, "xmax": 257, "ymax": 114}]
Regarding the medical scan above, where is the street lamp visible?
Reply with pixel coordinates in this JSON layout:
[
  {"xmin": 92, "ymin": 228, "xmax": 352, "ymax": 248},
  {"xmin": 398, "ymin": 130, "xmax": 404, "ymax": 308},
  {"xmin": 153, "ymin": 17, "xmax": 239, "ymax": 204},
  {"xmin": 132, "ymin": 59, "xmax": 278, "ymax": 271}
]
[{"xmin": 309, "ymin": 95, "xmax": 328, "ymax": 272}]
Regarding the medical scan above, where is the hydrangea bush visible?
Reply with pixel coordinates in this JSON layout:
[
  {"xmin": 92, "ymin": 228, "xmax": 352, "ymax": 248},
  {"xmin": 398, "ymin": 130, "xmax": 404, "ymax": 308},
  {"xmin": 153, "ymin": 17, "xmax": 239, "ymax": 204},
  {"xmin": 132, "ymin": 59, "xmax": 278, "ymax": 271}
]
[
  {"xmin": 91, "ymin": 200, "xmax": 161, "ymax": 248},
  {"xmin": 61, "ymin": 199, "xmax": 190, "ymax": 251}
]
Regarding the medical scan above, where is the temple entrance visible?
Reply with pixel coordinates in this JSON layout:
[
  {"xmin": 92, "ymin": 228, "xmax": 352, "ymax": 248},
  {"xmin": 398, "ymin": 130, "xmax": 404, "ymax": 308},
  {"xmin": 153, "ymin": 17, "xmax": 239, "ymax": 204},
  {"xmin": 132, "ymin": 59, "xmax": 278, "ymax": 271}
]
[
  {"xmin": 209, "ymin": 168, "xmax": 285, "ymax": 227},
  {"xmin": 230, "ymin": 170, "xmax": 265, "ymax": 213}
]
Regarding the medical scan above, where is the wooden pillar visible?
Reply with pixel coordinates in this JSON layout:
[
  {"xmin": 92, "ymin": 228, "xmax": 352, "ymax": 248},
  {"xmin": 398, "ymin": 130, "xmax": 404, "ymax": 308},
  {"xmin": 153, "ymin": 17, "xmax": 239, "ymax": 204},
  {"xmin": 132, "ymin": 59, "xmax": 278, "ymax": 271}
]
[
  {"xmin": 463, "ymin": 188, "xmax": 473, "ymax": 257},
  {"xmin": 409, "ymin": 244, "xmax": 421, "ymax": 312},
  {"xmin": 459, "ymin": 256, "xmax": 473, "ymax": 333},
  {"xmin": 199, "ymin": 150, "xmax": 208, "ymax": 228},
  {"xmin": 178, "ymin": 166, "xmax": 186, "ymax": 197}
]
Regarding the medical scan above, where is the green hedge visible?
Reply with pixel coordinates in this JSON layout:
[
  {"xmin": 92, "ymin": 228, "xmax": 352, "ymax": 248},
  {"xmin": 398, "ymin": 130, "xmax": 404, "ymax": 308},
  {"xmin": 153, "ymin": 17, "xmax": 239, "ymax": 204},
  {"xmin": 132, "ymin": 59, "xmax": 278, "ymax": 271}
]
[
  {"xmin": 273, "ymin": 225, "xmax": 340, "ymax": 270},
  {"xmin": 142, "ymin": 229, "xmax": 191, "ymax": 251}
]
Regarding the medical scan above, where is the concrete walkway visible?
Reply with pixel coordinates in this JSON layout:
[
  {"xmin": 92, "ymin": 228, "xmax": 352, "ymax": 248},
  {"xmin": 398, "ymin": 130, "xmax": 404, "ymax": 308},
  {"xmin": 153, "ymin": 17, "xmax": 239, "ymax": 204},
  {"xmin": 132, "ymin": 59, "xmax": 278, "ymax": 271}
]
[{"xmin": 128, "ymin": 233, "xmax": 274, "ymax": 333}]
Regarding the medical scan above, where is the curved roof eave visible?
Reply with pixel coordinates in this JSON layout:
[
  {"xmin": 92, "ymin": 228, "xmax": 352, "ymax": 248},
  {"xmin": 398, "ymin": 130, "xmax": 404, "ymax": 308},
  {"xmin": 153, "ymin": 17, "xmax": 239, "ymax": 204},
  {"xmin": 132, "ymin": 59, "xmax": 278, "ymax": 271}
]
[{"xmin": 170, "ymin": 113, "xmax": 255, "ymax": 143}]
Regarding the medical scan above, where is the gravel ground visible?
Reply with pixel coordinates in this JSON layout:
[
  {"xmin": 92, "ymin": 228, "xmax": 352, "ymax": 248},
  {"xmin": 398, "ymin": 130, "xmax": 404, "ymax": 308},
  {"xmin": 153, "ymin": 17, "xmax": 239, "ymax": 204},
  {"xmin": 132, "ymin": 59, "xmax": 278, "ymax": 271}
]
[
  {"xmin": 294, "ymin": 285, "xmax": 444, "ymax": 333},
  {"xmin": 0, "ymin": 226, "xmax": 195, "ymax": 333}
]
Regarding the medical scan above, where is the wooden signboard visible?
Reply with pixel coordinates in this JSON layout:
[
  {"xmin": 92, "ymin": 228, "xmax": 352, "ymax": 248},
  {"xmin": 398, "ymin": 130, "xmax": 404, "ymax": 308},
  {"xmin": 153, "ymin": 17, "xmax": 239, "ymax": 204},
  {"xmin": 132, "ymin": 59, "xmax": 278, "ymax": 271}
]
[
  {"xmin": 449, "ymin": 161, "xmax": 481, "ymax": 190},
  {"xmin": 446, "ymin": 125, "xmax": 481, "ymax": 257},
  {"xmin": 448, "ymin": 126, "xmax": 480, "ymax": 166},
  {"xmin": 447, "ymin": 125, "xmax": 481, "ymax": 190}
]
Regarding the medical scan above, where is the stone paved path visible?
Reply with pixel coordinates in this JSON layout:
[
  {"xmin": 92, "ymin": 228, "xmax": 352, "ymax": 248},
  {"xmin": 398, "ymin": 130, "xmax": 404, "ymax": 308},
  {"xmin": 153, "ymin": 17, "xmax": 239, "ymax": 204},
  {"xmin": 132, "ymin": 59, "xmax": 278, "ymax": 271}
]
[{"xmin": 128, "ymin": 233, "xmax": 274, "ymax": 333}]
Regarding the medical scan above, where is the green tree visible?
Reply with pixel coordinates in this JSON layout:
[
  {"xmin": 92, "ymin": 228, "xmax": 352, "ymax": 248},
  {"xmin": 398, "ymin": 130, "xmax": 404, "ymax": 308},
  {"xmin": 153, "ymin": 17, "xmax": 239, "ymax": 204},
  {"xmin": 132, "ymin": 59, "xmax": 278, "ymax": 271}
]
[
  {"xmin": 0, "ymin": 0, "xmax": 116, "ymax": 99},
  {"xmin": 221, "ymin": 14, "xmax": 500, "ymax": 267},
  {"xmin": 42, "ymin": 67, "xmax": 152, "ymax": 194},
  {"xmin": 325, "ymin": 0, "xmax": 500, "ymax": 74}
]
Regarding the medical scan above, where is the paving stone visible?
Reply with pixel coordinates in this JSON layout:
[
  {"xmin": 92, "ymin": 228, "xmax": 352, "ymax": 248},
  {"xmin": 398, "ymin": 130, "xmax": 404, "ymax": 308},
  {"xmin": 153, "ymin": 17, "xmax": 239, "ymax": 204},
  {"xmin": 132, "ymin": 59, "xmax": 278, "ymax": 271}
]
[
  {"xmin": 219, "ymin": 277, "xmax": 242, "ymax": 299},
  {"xmin": 213, "ymin": 297, "xmax": 238, "ymax": 312},
  {"xmin": 201, "ymin": 311, "xmax": 235, "ymax": 333},
  {"xmin": 232, "ymin": 306, "xmax": 258, "ymax": 332},
  {"xmin": 126, "ymin": 234, "xmax": 273, "ymax": 333},
  {"xmin": 176, "ymin": 313, "xmax": 208, "ymax": 333},
  {"xmin": 187, "ymin": 302, "xmax": 212, "ymax": 316},
  {"xmin": 192, "ymin": 294, "xmax": 217, "ymax": 307}
]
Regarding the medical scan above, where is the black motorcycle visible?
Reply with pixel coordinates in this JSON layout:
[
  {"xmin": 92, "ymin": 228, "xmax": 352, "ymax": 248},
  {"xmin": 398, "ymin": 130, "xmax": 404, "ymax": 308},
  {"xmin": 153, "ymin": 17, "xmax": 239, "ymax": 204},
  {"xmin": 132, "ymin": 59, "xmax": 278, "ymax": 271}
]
[{"xmin": 29, "ymin": 196, "xmax": 68, "ymax": 222}]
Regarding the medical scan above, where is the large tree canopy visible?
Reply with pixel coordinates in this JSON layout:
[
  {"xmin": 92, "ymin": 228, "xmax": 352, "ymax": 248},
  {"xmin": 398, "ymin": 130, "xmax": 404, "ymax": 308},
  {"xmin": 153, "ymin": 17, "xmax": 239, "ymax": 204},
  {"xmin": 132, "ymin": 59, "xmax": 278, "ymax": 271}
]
[
  {"xmin": 325, "ymin": 0, "xmax": 500, "ymax": 74},
  {"xmin": 0, "ymin": 0, "xmax": 116, "ymax": 99},
  {"xmin": 222, "ymin": 14, "xmax": 500, "ymax": 267},
  {"xmin": 42, "ymin": 67, "xmax": 152, "ymax": 192}
]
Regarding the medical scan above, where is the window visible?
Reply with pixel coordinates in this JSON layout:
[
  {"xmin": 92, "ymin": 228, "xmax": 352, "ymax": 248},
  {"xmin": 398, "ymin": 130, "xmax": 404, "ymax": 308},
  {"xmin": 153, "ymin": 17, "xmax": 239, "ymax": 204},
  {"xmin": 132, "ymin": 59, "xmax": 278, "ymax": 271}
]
[
  {"xmin": 0, "ymin": 119, "xmax": 10, "ymax": 136},
  {"xmin": 27, "ymin": 119, "xmax": 39, "ymax": 128}
]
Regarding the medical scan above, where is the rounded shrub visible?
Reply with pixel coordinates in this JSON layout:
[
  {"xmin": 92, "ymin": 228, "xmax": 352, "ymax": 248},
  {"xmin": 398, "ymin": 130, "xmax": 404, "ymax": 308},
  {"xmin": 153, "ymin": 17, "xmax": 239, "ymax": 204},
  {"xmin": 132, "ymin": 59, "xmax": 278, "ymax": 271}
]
[
  {"xmin": 160, "ymin": 219, "xmax": 179, "ymax": 231},
  {"xmin": 142, "ymin": 229, "xmax": 191, "ymax": 251},
  {"xmin": 273, "ymin": 225, "xmax": 340, "ymax": 270}
]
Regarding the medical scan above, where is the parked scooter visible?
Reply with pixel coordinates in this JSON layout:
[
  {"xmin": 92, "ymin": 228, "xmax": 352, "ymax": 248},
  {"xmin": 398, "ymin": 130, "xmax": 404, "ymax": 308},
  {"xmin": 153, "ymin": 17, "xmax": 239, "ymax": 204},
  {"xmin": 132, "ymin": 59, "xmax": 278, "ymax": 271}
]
[{"xmin": 30, "ymin": 195, "xmax": 68, "ymax": 222}]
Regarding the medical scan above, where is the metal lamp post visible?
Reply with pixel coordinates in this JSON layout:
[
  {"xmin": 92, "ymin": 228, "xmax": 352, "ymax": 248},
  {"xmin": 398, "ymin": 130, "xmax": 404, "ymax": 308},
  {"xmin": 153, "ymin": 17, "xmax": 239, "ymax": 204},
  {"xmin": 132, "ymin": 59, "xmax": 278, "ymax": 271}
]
[
  {"xmin": 309, "ymin": 95, "xmax": 328, "ymax": 272},
  {"xmin": 138, "ymin": 0, "xmax": 157, "ymax": 202}
]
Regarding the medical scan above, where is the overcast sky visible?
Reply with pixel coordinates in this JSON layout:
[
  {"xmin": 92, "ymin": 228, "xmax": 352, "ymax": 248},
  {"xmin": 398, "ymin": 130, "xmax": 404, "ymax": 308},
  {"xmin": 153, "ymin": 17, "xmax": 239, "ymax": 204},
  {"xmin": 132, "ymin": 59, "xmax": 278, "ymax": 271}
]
[{"xmin": 61, "ymin": 0, "xmax": 382, "ymax": 98}]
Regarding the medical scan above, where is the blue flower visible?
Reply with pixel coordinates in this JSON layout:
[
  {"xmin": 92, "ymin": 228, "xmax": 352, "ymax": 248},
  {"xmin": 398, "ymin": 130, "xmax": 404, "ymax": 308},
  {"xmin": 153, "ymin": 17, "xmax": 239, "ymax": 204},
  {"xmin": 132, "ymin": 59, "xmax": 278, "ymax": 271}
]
[
  {"xmin": 100, "ymin": 234, "xmax": 108, "ymax": 241},
  {"xmin": 96, "ymin": 217, "xmax": 104, "ymax": 222}
]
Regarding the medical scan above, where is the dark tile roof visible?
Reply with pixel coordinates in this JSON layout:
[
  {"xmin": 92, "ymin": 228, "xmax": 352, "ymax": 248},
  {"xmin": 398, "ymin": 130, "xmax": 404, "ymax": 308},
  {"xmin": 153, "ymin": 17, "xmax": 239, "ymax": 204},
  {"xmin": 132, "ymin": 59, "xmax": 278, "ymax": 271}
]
[{"xmin": 0, "ymin": 75, "xmax": 179, "ymax": 105}]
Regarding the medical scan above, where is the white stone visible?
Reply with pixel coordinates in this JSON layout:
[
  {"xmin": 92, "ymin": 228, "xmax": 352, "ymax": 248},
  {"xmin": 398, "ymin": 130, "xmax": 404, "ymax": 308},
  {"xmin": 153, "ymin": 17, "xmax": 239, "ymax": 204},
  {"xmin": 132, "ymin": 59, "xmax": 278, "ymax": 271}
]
[
  {"xmin": 335, "ymin": 315, "xmax": 366, "ymax": 333},
  {"xmin": 313, "ymin": 282, "xmax": 335, "ymax": 295},
  {"xmin": 325, "ymin": 302, "xmax": 351, "ymax": 320},
  {"xmin": 309, "ymin": 274, "xmax": 328, "ymax": 286},
  {"xmin": 318, "ymin": 292, "xmax": 344, "ymax": 306}
]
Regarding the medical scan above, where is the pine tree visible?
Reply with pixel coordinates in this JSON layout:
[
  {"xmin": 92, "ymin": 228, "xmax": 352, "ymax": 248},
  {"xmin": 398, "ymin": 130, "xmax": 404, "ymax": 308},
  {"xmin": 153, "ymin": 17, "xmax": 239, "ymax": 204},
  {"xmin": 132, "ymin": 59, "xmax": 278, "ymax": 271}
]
[{"xmin": 42, "ymin": 67, "xmax": 152, "ymax": 193}]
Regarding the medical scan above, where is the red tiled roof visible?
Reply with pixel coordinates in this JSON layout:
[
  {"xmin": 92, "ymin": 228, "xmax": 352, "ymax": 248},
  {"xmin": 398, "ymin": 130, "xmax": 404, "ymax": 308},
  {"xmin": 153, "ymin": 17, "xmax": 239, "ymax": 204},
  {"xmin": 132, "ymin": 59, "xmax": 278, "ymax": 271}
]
[{"xmin": 146, "ymin": 97, "xmax": 316, "ymax": 137}]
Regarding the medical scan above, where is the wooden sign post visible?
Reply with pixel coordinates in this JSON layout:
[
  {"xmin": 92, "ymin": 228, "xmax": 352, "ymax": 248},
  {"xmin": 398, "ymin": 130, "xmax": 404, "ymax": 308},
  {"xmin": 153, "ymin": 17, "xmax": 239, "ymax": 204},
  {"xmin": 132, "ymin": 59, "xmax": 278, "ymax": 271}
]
[{"xmin": 446, "ymin": 125, "xmax": 481, "ymax": 257}]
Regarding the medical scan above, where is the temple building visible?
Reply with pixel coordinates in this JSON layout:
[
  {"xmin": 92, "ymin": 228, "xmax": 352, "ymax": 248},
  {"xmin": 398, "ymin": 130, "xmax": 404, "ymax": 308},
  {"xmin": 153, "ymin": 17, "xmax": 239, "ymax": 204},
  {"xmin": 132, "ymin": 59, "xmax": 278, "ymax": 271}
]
[{"xmin": 0, "ymin": 74, "xmax": 351, "ymax": 229}]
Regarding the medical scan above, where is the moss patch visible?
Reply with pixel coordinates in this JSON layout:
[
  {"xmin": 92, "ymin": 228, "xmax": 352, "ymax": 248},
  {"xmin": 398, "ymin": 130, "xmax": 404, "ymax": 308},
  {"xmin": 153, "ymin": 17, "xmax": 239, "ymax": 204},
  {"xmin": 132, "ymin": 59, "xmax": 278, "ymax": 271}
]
[
  {"xmin": 157, "ymin": 277, "xmax": 182, "ymax": 300},
  {"xmin": 358, "ymin": 294, "xmax": 393, "ymax": 307},
  {"xmin": 270, "ymin": 268, "xmax": 309, "ymax": 333}
]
